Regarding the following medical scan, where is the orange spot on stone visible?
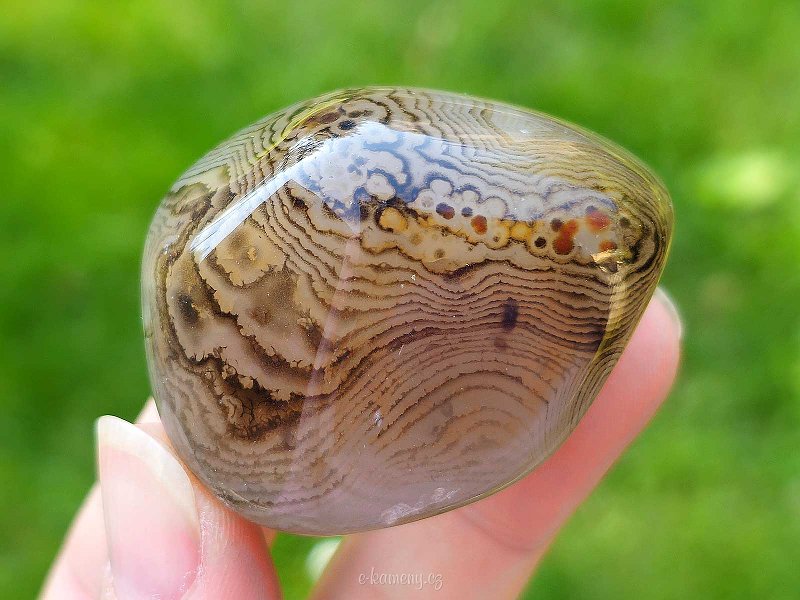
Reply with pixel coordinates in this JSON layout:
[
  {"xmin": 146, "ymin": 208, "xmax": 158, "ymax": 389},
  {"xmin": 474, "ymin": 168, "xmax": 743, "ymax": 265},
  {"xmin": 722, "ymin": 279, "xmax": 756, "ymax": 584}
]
[
  {"xmin": 552, "ymin": 237, "xmax": 574, "ymax": 254},
  {"xmin": 586, "ymin": 207, "xmax": 612, "ymax": 232},
  {"xmin": 471, "ymin": 215, "xmax": 487, "ymax": 234},
  {"xmin": 553, "ymin": 219, "xmax": 578, "ymax": 255},
  {"xmin": 599, "ymin": 240, "xmax": 618, "ymax": 252}
]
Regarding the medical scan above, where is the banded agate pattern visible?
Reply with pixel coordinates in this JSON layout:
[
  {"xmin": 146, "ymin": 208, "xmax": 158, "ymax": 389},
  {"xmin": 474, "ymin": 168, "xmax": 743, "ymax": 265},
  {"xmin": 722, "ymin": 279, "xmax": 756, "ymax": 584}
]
[{"xmin": 142, "ymin": 87, "xmax": 672, "ymax": 534}]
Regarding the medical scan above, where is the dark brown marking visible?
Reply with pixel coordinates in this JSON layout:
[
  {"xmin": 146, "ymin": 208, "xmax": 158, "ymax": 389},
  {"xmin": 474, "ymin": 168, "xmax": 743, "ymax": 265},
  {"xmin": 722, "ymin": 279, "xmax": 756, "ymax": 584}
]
[
  {"xmin": 177, "ymin": 293, "xmax": 199, "ymax": 324},
  {"xmin": 315, "ymin": 111, "xmax": 340, "ymax": 124},
  {"xmin": 501, "ymin": 298, "xmax": 519, "ymax": 331}
]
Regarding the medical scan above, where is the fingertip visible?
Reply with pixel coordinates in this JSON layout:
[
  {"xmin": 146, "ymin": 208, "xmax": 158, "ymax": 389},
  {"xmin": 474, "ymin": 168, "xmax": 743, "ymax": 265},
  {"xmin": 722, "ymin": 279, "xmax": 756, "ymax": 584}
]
[
  {"xmin": 97, "ymin": 416, "xmax": 200, "ymax": 599},
  {"xmin": 559, "ymin": 287, "xmax": 682, "ymax": 463},
  {"xmin": 654, "ymin": 286, "xmax": 683, "ymax": 343},
  {"xmin": 191, "ymin": 487, "xmax": 283, "ymax": 599},
  {"xmin": 96, "ymin": 416, "xmax": 282, "ymax": 599},
  {"xmin": 606, "ymin": 287, "xmax": 682, "ymax": 419}
]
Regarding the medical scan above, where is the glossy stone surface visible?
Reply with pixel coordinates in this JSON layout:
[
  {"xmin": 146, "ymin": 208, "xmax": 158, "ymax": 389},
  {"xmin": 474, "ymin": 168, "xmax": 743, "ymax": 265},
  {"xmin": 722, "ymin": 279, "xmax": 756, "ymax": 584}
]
[{"xmin": 142, "ymin": 87, "xmax": 672, "ymax": 535}]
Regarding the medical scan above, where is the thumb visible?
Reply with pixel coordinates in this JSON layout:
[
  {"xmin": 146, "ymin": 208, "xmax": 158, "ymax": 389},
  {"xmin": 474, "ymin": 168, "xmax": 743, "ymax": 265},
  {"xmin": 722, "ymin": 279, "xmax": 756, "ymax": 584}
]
[{"xmin": 97, "ymin": 416, "xmax": 281, "ymax": 600}]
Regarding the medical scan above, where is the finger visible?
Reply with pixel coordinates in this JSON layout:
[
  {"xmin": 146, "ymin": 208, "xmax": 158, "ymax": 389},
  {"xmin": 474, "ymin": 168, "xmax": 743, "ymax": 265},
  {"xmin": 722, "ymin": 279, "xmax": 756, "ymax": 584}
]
[
  {"xmin": 311, "ymin": 290, "xmax": 681, "ymax": 599},
  {"xmin": 40, "ymin": 400, "xmax": 159, "ymax": 600},
  {"xmin": 136, "ymin": 398, "xmax": 161, "ymax": 424},
  {"xmin": 97, "ymin": 415, "xmax": 282, "ymax": 600},
  {"xmin": 41, "ymin": 398, "xmax": 279, "ymax": 600}
]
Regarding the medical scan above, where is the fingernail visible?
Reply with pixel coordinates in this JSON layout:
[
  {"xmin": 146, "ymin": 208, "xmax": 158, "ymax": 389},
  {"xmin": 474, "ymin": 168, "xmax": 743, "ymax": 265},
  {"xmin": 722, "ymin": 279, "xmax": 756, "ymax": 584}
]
[
  {"xmin": 97, "ymin": 416, "xmax": 200, "ymax": 600},
  {"xmin": 654, "ymin": 286, "xmax": 683, "ymax": 341}
]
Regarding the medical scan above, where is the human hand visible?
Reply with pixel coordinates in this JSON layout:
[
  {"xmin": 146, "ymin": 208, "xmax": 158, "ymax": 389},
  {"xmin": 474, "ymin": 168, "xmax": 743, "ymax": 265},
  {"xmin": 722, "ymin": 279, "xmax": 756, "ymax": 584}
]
[{"xmin": 41, "ymin": 290, "xmax": 680, "ymax": 599}]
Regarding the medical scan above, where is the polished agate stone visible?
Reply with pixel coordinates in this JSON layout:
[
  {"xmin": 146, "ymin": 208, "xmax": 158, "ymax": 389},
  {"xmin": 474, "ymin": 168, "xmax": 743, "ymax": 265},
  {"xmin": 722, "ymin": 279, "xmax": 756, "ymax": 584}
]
[{"xmin": 142, "ymin": 87, "xmax": 673, "ymax": 535}]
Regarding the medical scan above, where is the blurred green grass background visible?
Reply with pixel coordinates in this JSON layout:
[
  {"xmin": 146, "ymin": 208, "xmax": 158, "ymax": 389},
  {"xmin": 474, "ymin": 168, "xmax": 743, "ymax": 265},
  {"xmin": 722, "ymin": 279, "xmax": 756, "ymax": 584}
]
[{"xmin": 2, "ymin": 1, "xmax": 799, "ymax": 598}]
